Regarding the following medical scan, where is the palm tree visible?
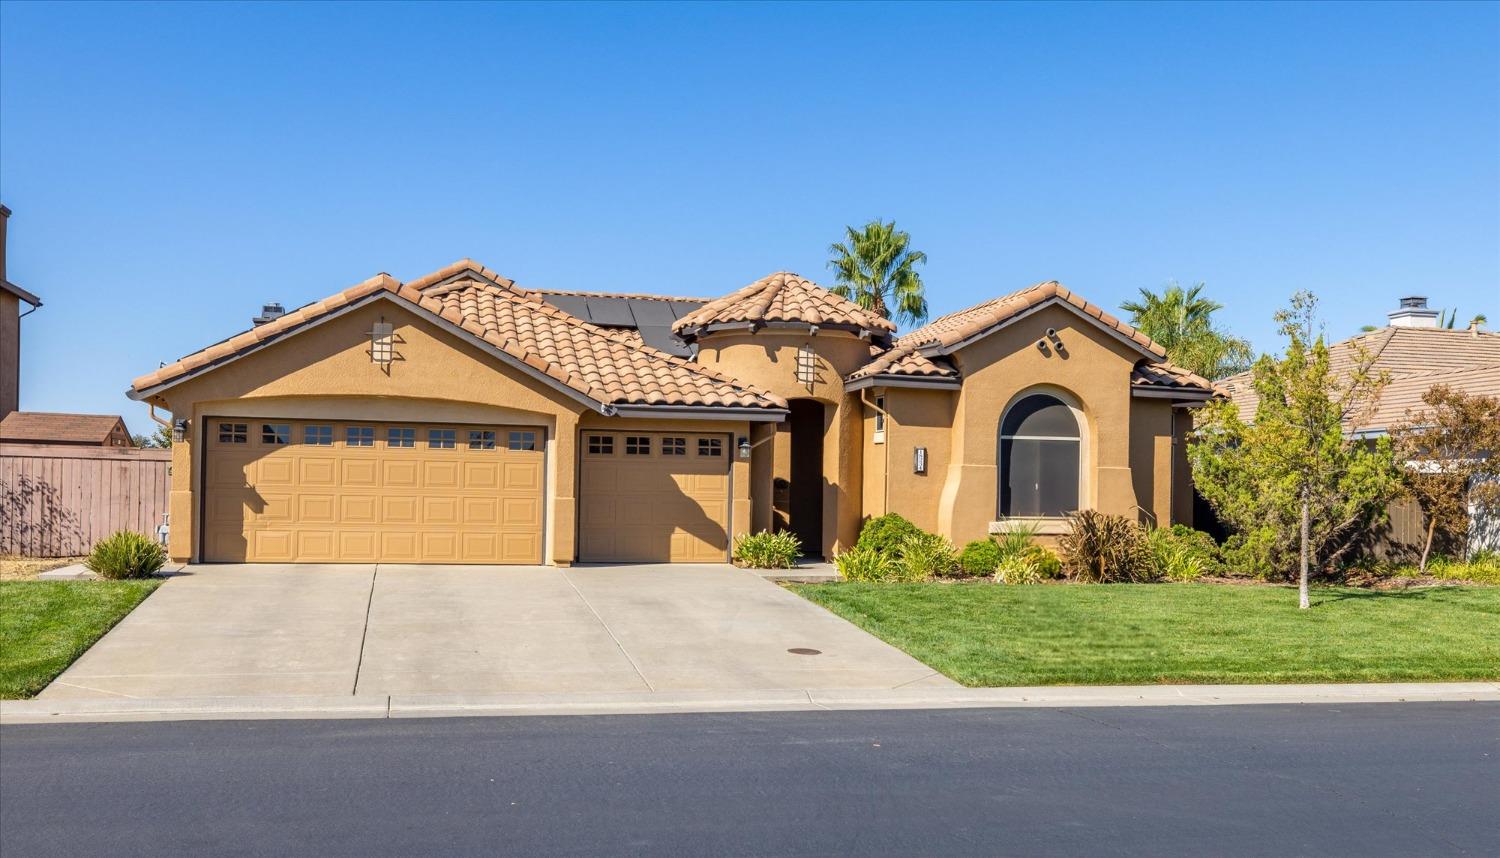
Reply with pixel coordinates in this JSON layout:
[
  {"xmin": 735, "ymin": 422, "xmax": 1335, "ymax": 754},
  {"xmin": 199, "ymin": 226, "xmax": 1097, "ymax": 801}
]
[
  {"xmin": 827, "ymin": 220, "xmax": 929, "ymax": 326},
  {"xmin": 1120, "ymin": 281, "xmax": 1254, "ymax": 380}
]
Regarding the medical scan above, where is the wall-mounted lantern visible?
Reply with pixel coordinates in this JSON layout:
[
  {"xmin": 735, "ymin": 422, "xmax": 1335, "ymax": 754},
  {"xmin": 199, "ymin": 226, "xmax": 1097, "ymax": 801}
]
[
  {"xmin": 172, "ymin": 418, "xmax": 189, "ymax": 443},
  {"xmin": 370, "ymin": 320, "xmax": 395, "ymax": 368},
  {"xmin": 913, "ymin": 446, "xmax": 927, "ymax": 474},
  {"xmin": 795, "ymin": 343, "xmax": 817, "ymax": 388},
  {"xmin": 738, "ymin": 436, "xmax": 752, "ymax": 459}
]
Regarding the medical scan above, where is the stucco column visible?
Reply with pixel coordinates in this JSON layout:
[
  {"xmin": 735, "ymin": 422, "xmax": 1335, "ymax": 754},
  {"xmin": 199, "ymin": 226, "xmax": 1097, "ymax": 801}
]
[
  {"xmin": 749, "ymin": 421, "xmax": 776, "ymax": 534},
  {"xmin": 731, "ymin": 420, "xmax": 753, "ymax": 547},
  {"xmin": 832, "ymin": 396, "xmax": 863, "ymax": 554},
  {"xmin": 549, "ymin": 411, "xmax": 579, "ymax": 566},
  {"xmin": 168, "ymin": 418, "xmax": 194, "ymax": 564}
]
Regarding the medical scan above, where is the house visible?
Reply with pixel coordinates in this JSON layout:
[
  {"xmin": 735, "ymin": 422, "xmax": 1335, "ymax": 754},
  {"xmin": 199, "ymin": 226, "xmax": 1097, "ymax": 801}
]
[
  {"xmin": 126, "ymin": 260, "xmax": 1216, "ymax": 566},
  {"xmin": 1, "ymin": 204, "xmax": 44, "ymax": 419},
  {"xmin": 1219, "ymin": 295, "xmax": 1500, "ymax": 555},
  {"xmin": 0, "ymin": 411, "xmax": 134, "ymax": 447}
]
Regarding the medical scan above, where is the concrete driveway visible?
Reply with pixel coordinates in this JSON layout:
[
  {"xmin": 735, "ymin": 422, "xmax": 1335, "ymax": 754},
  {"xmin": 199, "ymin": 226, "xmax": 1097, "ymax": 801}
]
[{"xmin": 41, "ymin": 565, "xmax": 953, "ymax": 700}]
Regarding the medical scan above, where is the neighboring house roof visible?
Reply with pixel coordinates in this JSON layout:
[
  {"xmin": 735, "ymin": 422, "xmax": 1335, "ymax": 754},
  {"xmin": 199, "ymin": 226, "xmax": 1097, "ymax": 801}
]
[
  {"xmin": 846, "ymin": 281, "xmax": 1214, "ymax": 397},
  {"xmin": 1220, "ymin": 327, "xmax": 1500, "ymax": 430},
  {"xmin": 672, "ymin": 272, "xmax": 898, "ymax": 340},
  {"xmin": 0, "ymin": 411, "xmax": 128, "ymax": 445},
  {"xmin": 129, "ymin": 261, "xmax": 787, "ymax": 416}
]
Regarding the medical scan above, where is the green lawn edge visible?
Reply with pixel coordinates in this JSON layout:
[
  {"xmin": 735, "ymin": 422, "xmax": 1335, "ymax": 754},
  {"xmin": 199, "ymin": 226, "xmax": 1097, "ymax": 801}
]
[
  {"xmin": 791, "ymin": 582, "xmax": 1500, "ymax": 687},
  {"xmin": 0, "ymin": 580, "xmax": 162, "ymax": 699}
]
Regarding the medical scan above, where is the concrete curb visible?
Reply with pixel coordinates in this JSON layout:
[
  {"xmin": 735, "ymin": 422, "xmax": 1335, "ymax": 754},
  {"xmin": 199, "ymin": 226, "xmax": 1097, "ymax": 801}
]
[{"xmin": 3, "ymin": 682, "xmax": 1496, "ymax": 725}]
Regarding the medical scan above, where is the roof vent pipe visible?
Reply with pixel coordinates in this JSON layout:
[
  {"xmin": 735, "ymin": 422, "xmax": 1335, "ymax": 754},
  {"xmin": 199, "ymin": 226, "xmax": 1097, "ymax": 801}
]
[{"xmin": 252, "ymin": 302, "xmax": 286, "ymax": 326}]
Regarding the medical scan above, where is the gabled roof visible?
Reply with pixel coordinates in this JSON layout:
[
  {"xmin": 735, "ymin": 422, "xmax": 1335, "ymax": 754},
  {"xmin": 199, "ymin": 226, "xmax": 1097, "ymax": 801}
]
[
  {"xmin": 900, "ymin": 281, "xmax": 1165, "ymax": 358},
  {"xmin": 846, "ymin": 282, "xmax": 1214, "ymax": 398},
  {"xmin": 672, "ymin": 272, "xmax": 898, "ymax": 341},
  {"xmin": 1, "ymin": 279, "xmax": 41, "ymax": 307},
  {"xmin": 1220, "ymin": 326, "xmax": 1500, "ymax": 428},
  {"xmin": 129, "ymin": 261, "xmax": 786, "ymax": 416},
  {"xmin": 1, "ymin": 412, "xmax": 128, "ymax": 445}
]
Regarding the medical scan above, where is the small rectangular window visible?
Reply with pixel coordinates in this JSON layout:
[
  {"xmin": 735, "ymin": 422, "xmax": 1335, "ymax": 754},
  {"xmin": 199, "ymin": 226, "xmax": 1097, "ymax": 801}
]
[
  {"xmin": 388, "ymin": 427, "xmax": 416, "ymax": 448},
  {"xmin": 218, "ymin": 422, "xmax": 248, "ymax": 444},
  {"xmin": 874, "ymin": 396, "xmax": 886, "ymax": 443},
  {"xmin": 587, "ymin": 435, "xmax": 613, "ymax": 455},
  {"xmin": 303, "ymin": 425, "xmax": 333, "ymax": 446},
  {"xmin": 469, "ymin": 430, "xmax": 496, "ymax": 450},
  {"xmin": 346, "ymin": 426, "xmax": 375, "ymax": 447},
  {"xmin": 260, "ymin": 424, "xmax": 291, "ymax": 445},
  {"xmin": 625, "ymin": 436, "xmax": 651, "ymax": 455},
  {"xmin": 662, "ymin": 437, "xmax": 687, "ymax": 456},
  {"xmin": 428, "ymin": 428, "xmax": 457, "ymax": 449},
  {"xmin": 698, "ymin": 437, "xmax": 723, "ymax": 457},
  {"xmin": 507, "ymin": 431, "xmax": 537, "ymax": 451}
]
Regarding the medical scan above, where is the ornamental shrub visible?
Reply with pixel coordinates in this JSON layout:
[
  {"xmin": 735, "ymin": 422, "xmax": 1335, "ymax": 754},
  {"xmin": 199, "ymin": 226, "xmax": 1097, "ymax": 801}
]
[
  {"xmin": 1058, "ymin": 511, "xmax": 1154, "ymax": 582},
  {"xmin": 896, "ymin": 532, "xmax": 958, "ymax": 580},
  {"xmin": 856, "ymin": 513, "xmax": 922, "ymax": 556},
  {"xmin": 1146, "ymin": 526, "xmax": 1221, "ymax": 582},
  {"xmin": 833, "ymin": 546, "xmax": 897, "ymax": 582},
  {"xmin": 86, "ymin": 531, "xmax": 167, "ymax": 580},
  {"xmin": 733, "ymin": 530, "xmax": 802, "ymax": 569},
  {"xmin": 958, "ymin": 540, "xmax": 1003, "ymax": 577}
]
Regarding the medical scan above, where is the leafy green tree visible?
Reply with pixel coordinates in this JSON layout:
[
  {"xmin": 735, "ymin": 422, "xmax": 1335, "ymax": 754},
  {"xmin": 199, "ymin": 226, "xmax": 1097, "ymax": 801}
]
[
  {"xmin": 1121, "ymin": 282, "xmax": 1253, "ymax": 379},
  {"xmin": 1188, "ymin": 291, "xmax": 1401, "ymax": 607},
  {"xmin": 827, "ymin": 220, "xmax": 928, "ymax": 326},
  {"xmin": 131, "ymin": 425, "xmax": 173, "ymax": 448}
]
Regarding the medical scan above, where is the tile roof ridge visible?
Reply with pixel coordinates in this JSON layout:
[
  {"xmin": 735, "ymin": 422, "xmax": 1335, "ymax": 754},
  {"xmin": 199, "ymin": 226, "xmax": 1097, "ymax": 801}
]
[{"xmin": 534, "ymin": 287, "xmax": 715, "ymax": 302}]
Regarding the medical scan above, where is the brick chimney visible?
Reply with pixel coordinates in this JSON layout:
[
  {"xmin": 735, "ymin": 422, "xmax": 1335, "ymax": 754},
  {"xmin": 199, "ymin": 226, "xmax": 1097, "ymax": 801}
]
[{"xmin": 1387, "ymin": 296, "xmax": 1439, "ymax": 328}]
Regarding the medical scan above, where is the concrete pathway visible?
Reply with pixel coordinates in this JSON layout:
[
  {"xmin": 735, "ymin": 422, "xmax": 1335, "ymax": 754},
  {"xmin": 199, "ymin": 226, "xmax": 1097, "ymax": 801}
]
[{"xmin": 38, "ymin": 563, "xmax": 951, "ymax": 701}]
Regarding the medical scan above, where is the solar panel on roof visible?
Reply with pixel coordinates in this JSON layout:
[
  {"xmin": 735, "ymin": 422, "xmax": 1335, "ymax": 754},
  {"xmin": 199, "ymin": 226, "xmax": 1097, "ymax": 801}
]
[
  {"xmin": 541, "ymin": 294, "xmax": 592, "ymax": 321},
  {"xmin": 628, "ymin": 299, "xmax": 677, "ymax": 326},
  {"xmin": 583, "ymin": 297, "xmax": 637, "ymax": 327},
  {"xmin": 669, "ymin": 301, "xmax": 707, "ymax": 320},
  {"xmin": 637, "ymin": 325, "xmax": 693, "ymax": 356}
]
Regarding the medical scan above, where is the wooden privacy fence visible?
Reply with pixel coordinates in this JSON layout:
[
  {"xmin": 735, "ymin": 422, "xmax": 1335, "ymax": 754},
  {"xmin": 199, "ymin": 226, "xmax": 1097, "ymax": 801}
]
[{"xmin": 1, "ymin": 443, "xmax": 172, "ymax": 557}]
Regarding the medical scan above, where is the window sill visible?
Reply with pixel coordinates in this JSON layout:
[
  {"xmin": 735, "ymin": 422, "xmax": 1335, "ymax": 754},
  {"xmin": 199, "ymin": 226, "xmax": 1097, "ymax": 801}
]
[{"xmin": 990, "ymin": 517, "xmax": 1073, "ymax": 536}]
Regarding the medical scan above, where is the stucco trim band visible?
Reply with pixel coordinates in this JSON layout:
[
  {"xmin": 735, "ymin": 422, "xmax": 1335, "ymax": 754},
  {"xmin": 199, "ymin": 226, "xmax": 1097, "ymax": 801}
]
[{"xmin": 844, "ymin": 375, "xmax": 964, "ymax": 392}]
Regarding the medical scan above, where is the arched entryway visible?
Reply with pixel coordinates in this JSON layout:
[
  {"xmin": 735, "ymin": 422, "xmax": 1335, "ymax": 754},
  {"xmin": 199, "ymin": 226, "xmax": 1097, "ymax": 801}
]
[{"xmin": 779, "ymin": 398, "xmax": 825, "ymax": 554}]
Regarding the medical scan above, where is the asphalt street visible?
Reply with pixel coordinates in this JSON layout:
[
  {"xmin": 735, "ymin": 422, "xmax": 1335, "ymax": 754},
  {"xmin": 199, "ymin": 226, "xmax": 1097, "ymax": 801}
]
[{"xmin": 1, "ymin": 702, "xmax": 1496, "ymax": 857}]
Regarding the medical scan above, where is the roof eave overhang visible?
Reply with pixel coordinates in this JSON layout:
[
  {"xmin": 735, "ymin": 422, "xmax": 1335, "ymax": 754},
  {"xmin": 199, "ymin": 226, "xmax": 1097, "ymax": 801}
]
[
  {"xmin": 844, "ymin": 374, "xmax": 963, "ymax": 392},
  {"xmin": 125, "ymin": 291, "xmax": 611, "ymax": 415},
  {"xmin": 608, "ymin": 404, "xmax": 789, "ymax": 422},
  {"xmin": 913, "ymin": 297, "xmax": 1165, "ymax": 363},
  {"xmin": 1131, "ymin": 387, "xmax": 1215, "ymax": 402},
  {"xmin": 1, "ymin": 279, "xmax": 41, "ymax": 307},
  {"xmin": 677, "ymin": 320, "xmax": 892, "ymax": 342}
]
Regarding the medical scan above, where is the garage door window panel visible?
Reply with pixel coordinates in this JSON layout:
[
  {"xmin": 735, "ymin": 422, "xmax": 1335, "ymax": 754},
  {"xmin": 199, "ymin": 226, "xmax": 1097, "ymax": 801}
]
[
  {"xmin": 346, "ymin": 426, "xmax": 375, "ymax": 447},
  {"xmin": 303, "ymin": 425, "xmax": 333, "ymax": 445},
  {"xmin": 388, "ymin": 427, "xmax": 416, "ymax": 448},
  {"xmin": 428, "ymin": 429, "xmax": 456, "ymax": 449}
]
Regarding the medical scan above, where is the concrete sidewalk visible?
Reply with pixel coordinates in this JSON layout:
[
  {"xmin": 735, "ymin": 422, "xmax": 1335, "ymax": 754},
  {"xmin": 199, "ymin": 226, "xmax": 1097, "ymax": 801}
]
[{"xmin": 4, "ymin": 682, "xmax": 1495, "ymax": 724}]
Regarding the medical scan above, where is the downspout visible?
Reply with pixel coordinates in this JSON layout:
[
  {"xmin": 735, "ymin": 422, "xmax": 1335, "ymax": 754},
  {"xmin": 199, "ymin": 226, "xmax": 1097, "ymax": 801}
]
[
  {"xmin": 860, "ymin": 388, "xmax": 892, "ymax": 517},
  {"xmin": 147, "ymin": 400, "xmax": 171, "ymax": 428}
]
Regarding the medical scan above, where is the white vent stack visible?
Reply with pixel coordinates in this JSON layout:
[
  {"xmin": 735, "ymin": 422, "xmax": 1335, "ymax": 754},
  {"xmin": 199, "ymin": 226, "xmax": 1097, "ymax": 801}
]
[{"xmin": 1387, "ymin": 296, "xmax": 1439, "ymax": 329}]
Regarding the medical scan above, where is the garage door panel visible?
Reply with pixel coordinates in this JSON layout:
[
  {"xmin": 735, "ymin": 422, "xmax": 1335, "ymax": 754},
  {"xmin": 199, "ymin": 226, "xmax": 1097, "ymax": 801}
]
[
  {"xmin": 579, "ymin": 432, "xmax": 731, "ymax": 563},
  {"xmin": 204, "ymin": 418, "xmax": 544, "ymax": 564}
]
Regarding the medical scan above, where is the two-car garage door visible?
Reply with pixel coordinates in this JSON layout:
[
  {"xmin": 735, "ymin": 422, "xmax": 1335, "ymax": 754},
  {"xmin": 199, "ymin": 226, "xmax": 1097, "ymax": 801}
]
[
  {"xmin": 202, "ymin": 420, "xmax": 733, "ymax": 564},
  {"xmin": 203, "ymin": 418, "xmax": 545, "ymax": 563}
]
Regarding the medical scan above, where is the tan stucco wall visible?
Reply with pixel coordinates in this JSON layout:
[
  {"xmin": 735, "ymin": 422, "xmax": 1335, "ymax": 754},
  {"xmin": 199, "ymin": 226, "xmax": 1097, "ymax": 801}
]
[
  {"xmin": 876, "ymin": 387, "xmax": 956, "ymax": 534},
  {"xmin": 931, "ymin": 303, "xmax": 1165, "ymax": 545},
  {"xmin": 0, "ymin": 291, "xmax": 18, "ymax": 417},
  {"xmin": 694, "ymin": 329, "xmax": 870, "ymax": 556},
  {"xmin": 1129, "ymin": 398, "xmax": 1175, "ymax": 527}
]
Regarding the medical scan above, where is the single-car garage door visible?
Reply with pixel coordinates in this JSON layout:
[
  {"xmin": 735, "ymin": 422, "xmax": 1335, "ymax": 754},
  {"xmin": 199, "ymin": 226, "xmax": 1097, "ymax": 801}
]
[
  {"xmin": 203, "ymin": 418, "xmax": 545, "ymax": 564},
  {"xmin": 579, "ymin": 431, "xmax": 730, "ymax": 563}
]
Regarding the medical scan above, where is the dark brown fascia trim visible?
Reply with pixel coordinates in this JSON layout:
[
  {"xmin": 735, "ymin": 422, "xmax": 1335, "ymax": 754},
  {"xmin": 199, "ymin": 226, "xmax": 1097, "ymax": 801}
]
[
  {"xmin": 913, "ymin": 297, "xmax": 1164, "ymax": 363},
  {"xmin": 844, "ymin": 374, "xmax": 962, "ymax": 392},
  {"xmin": 125, "ymin": 291, "xmax": 611, "ymax": 415},
  {"xmin": 1131, "ymin": 387, "xmax": 1215, "ymax": 401},
  {"xmin": 1, "ymin": 279, "xmax": 41, "ymax": 307}
]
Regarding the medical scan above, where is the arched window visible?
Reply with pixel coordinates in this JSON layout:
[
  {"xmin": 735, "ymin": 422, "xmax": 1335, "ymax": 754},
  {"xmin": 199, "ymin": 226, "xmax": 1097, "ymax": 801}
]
[{"xmin": 999, "ymin": 394, "xmax": 1081, "ymax": 517}]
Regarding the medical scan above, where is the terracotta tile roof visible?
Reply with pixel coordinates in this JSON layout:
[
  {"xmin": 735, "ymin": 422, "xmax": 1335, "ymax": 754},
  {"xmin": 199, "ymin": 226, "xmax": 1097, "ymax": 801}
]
[
  {"xmin": 534, "ymin": 288, "xmax": 715, "ymax": 303},
  {"xmin": 899, "ymin": 281, "xmax": 1166, "ymax": 357},
  {"xmin": 1130, "ymin": 361, "xmax": 1220, "ymax": 395},
  {"xmin": 1220, "ymin": 327, "xmax": 1500, "ymax": 429},
  {"xmin": 1, "ymin": 412, "xmax": 128, "ymax": 445},
  {"xmin": 847, "ymin": 343, "xmax": 959, "ymax": 382},
  {"xmin": 672, "ymin": 272, "xmax": 898, "ymax": 339},
  {"xmin": 130, "ymin": 261, "xmax": 786, "ymax": 413}
]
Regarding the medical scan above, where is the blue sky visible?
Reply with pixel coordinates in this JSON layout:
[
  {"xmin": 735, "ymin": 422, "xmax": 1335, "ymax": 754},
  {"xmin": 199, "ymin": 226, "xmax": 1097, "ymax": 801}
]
[{"xmin": 2, "ymin": 1, "xmax": 1496, "ymax": 434}]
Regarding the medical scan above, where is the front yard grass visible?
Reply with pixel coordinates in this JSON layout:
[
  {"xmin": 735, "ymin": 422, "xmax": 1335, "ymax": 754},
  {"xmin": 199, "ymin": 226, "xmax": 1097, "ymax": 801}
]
[
  {"xmin": 0, "ymin": 580, "xmax": 161, "ymax": 699},
  {"xmin": 791, "ymin": 582, "xmax": 1500, "ymax": 687}
]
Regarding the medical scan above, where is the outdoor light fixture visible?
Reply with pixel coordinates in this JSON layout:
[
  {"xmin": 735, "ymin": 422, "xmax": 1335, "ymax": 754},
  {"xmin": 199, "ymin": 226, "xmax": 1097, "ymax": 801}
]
[
  {"xmin": 738, "ymin": 436, "xmax": 751, "ymax": 459},
  {"xmin": 172, "ymin": 418, "xmax": 188, "ymax": 443},
  {"xmin": 795, "ymin": 343, "xmax": 817, "ymax": 387},
  {"xmin": 913, "ymin": 446, "xmax": 928, "ymax": 474},
  {"xmin": 370, "ymin": 320, "xmax": 395, "ymax": 367}
]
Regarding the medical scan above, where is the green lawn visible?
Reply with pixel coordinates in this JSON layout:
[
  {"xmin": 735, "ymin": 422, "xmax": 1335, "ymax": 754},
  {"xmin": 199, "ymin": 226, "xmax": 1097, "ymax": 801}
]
[
  {"xmin": 791, "ymin": 582, "xmax": 1500, "ymax": 687},
  {"xmin": 0, "ymin": 580, "xmax": 161, "ymax": 699}
]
